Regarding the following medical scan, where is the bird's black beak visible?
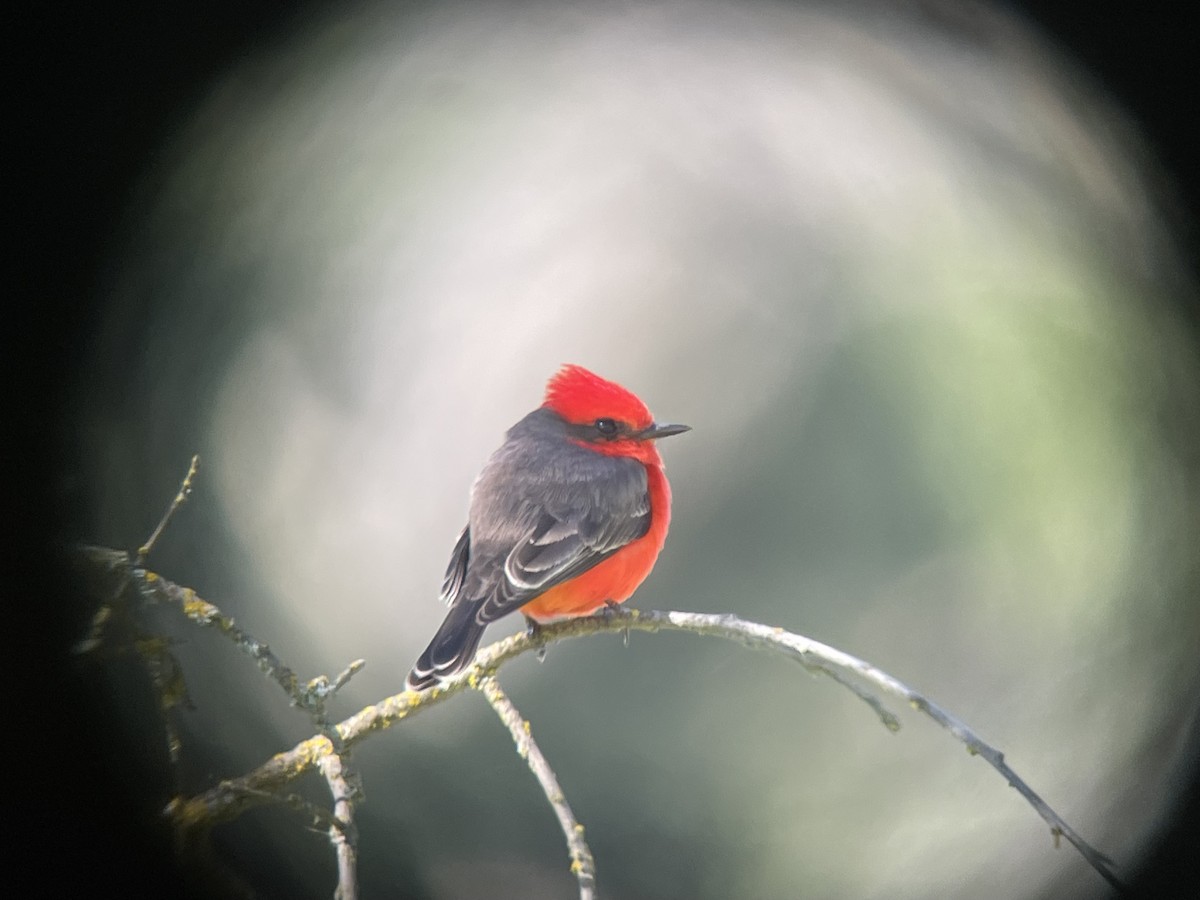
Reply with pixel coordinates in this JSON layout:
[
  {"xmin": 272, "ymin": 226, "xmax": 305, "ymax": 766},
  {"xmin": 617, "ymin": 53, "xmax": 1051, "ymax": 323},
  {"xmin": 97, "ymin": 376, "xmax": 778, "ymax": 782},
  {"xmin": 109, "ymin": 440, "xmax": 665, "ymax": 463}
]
[{"xmin": 637, "ymin": 422, "xmax": 691, "ymax": 441}]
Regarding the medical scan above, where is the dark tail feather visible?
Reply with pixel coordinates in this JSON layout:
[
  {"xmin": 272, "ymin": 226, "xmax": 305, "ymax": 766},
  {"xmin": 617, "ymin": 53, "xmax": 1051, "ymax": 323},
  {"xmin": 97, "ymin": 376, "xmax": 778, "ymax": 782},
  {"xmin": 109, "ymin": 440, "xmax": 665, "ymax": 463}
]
[{"xmin": 406, "ymin": 601, "xmax": 487, "ymax": 691}]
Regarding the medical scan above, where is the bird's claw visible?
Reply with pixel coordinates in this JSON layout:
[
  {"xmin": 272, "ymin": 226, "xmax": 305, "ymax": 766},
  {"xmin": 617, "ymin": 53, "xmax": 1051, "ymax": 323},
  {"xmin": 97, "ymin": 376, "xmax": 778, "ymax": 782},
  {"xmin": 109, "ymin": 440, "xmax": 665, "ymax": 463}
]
[
  {"xmin": 524, "ymin": 615, "xmax": 549, "ymax": 663},
  {"xmin": 600, "ymin": 600, "xmax": 632, "ymax": 646}
]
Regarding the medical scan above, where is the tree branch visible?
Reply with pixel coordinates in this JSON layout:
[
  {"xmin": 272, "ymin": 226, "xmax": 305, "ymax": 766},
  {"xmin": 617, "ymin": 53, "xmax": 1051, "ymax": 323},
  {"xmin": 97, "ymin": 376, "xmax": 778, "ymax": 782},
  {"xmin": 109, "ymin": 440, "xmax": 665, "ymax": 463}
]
[
  {"xmin": 84, "ymin": 546, "xmax": 366, "ymax": 898},
  {"xmin": 76, "ymin": 549, "xmax": 1122, "ymax": 891},
  {"xmin": 477, "ymin": 675, "xmax": 596, "ymax": 900},
  {"xmin": 647, "ymin": 611, "xmax": 1123, "ymax": 889}
]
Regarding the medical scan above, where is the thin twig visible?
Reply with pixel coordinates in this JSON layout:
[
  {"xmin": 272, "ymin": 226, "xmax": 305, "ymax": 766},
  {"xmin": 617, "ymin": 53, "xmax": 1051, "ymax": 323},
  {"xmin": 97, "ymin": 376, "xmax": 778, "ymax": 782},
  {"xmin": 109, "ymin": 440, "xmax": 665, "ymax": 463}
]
[
  {"xmin": 650, "ymin": 611, "xmax": 1124, "ymax": 889},
  {"xmin": 215, "ymin": 786, "xmax": 352, "ymax": 837},
  {"xmin": 88, "ymin": 544, "xmax": 366, "ymax": 899},
  {"xmin": 140, "ymin": 563, "xmax": 365, "ymax": 898},
  {"xmin": 79, "ymin": 553, "xmax": 1118, "ymax": 891},
  {"xmin": 73, "ymin": 548, "xmax": 191, "ymax": 782},
  {"xmin": 135, "ymin": 568, "xmax": 309, "ymax": 703},
  {"xmin": 317, "ymin": 752, "xmax": 359, "ymax": 900},
  {"xmin": 477, "ymin": 676, "xmax": 596, "ymax": 900},
  {"xmin": 134, "ymin": 632, "xmax": 193, "ymax": 767},
  {"xmin": 73, "ymin": 603, "xmax": 113, "ymax": 655},
  {"xmin": 138, "ymin": 454, "xmax": 200, "ymax": 563},
  {"xmin": 130, "ymin": 559, "xmax": 365, "ymax": 731},
  {"xmin": 73, "ymin": 546, "xmax": 135, "ymax": 654}
]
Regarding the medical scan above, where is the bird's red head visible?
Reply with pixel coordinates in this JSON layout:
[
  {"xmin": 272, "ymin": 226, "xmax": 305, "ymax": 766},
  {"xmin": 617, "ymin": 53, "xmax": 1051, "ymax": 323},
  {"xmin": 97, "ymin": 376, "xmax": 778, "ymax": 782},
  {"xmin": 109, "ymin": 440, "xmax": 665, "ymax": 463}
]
[
  {"xmin": 544, "ymin": 364, "xmax": 654, "ymax": 429},
  {"xmin": 542, "ymin": 364, "xmax": 689, "ymax": 463}
]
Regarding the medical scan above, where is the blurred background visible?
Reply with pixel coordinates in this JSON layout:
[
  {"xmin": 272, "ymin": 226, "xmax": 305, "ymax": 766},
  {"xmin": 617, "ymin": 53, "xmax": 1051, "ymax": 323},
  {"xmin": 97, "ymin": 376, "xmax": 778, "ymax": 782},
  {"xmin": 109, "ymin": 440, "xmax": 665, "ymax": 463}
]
[{"xmin": 19, "ymin": 0, "xmax": 1199, "ymax": 898}]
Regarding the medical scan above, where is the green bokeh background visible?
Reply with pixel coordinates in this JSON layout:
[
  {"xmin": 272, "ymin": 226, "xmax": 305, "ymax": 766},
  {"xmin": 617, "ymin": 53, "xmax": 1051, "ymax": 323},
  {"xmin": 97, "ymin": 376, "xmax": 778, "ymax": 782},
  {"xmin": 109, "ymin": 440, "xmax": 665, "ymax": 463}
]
[{"xmin": 78, "ymin": 2, "xmax": 1198, "ymax": 898}]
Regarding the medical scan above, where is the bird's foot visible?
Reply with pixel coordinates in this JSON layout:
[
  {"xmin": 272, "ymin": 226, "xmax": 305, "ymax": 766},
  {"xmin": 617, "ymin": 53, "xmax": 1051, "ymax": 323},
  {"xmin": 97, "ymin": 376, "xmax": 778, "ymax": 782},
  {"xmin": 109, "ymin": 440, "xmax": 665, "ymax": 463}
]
[
  {"xmin": 524, "ymin": 614, "xmax": 543, "ymax": 639},
  {"xmin": 524, "ymin": 615, "xmax": 548, "ymax": 663},
  {"xmin": 600, "ymin": 600, "xmax": 632, "ymax": 647}
]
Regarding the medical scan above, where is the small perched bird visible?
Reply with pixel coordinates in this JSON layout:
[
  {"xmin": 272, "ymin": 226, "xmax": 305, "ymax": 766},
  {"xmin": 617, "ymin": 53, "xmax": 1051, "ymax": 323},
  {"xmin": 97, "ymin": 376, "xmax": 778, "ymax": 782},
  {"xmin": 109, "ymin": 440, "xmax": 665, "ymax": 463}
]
[{"xmin": 406, "ymin": 364, "xmax": 689, "ymax": 690}]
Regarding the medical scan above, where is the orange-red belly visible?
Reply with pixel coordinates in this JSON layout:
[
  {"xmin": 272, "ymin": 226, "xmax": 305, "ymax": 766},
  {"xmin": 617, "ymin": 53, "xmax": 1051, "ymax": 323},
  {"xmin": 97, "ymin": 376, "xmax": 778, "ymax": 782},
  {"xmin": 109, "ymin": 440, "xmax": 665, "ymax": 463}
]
[{"xmin": 519, "ymin": 464, "xmax": 672, "ymax": 622}]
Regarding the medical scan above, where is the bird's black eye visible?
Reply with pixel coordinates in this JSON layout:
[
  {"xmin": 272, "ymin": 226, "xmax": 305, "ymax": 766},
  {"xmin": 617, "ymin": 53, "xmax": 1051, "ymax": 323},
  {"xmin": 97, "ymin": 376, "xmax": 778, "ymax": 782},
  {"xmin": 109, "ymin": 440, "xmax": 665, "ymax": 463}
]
[{"xmin": 594, "ymin": 417, "xmax": 619, "ymax": 437}]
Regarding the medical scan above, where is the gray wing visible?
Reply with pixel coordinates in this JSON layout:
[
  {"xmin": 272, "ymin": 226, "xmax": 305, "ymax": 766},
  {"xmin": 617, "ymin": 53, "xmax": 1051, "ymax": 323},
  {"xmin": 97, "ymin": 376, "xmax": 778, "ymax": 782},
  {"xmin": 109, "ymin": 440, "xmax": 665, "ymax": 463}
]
[
  {"xmin": 477, "ymin": 498, "xmax": 650, "ymax": 622},
  {"xmin": 470, "ymin": 441, "xmax": 653, "ymax": 623},
  {"xmin": 440, "ymin": 526, "xmax": 470, "ymax": 604}
]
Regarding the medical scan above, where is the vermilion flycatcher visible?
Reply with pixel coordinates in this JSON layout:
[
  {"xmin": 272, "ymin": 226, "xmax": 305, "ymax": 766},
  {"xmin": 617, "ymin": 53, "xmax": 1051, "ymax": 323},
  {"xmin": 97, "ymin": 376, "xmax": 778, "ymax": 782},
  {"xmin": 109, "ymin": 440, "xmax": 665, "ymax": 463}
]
[{"xmin": 406, "ymin": 364, "xmax": 689, "ymax": 690}]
